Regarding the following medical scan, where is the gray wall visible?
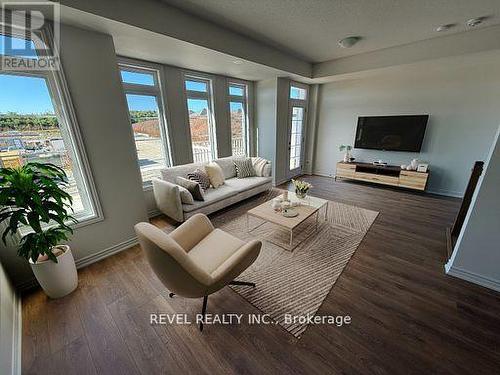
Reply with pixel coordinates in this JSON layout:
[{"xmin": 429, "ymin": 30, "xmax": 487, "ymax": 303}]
[
  {"xmin": 446, "ymin": 126, "xmax": 500, "ymax": 291},
  {"xmin": 0, "ymin": 24, "xmax": 149, "ymax": 287},
  {"xmin": 256, "ymin": 78, "xmax": 278, "ymax": 182},
  {"xmin": 313, "ymin": 56, "xmax": 500, "ymax": 196}
]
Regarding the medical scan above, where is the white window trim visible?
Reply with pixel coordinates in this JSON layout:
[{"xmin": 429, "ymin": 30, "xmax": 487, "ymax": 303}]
[
  {"xmin": 227, "ymin": 80, "xmax": 250, "ymax": 156},
  {"xmin": 1, "ymin": 26, "xmax": 104, "ymax": 229},
  {"xmin": 183, "ymin": 73, "xmax": 218, "ymax": 161},
  {"xmin": 118, "ymin": 57, "xmax": 172, "ymax": 189},
  {"xmin": 287, "ymin": 81, "xmax": 309, "ymax": 176}
]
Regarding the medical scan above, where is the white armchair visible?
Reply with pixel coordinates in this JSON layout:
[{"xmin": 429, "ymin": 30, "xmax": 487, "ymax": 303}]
[{"xmin": 135, "ymin": 214, "xmax": 262, "ymax": 331}]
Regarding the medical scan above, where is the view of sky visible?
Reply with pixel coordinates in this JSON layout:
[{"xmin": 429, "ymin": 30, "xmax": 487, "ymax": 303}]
[
  {"xmin": 0, "ymin": 35, "xmax": 37, "ymax": 58},
  {"xmin": 0, "ymin": 74, "xmax": 54, "ymax": 114},
  {"xmin": 1, "ymin": 65, "xmax": 244, "ymax": 115}
]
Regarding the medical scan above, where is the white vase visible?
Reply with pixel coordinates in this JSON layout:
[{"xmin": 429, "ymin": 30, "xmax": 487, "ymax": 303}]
[
  {"xmin": 410, "ymin": 159, "xmax": 419, "ymax": 170},
  {"xmin": 30, "ymin": 245, "xmax": 78, "ymax": 298}
]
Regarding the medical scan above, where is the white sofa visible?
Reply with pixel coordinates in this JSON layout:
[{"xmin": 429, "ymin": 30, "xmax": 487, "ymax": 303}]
[{"xmin": 152, "ymin": 156, "xmax": 272, "ymax": 222}]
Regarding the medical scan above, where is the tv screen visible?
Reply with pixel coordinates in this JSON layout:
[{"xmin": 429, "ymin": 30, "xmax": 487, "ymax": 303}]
[{"xmin": 354, "ymin": 115, "xmax": 428, "ymax": 152}]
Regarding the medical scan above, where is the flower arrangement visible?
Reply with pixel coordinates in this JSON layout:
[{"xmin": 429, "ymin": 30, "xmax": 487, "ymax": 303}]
[
  {"xmin": 339, "ymin": 144, "xmax": 353, "ymax": 162},
  {"xmin": 292, "ymin": 179, "xmax": 312, "ymax": 199}
]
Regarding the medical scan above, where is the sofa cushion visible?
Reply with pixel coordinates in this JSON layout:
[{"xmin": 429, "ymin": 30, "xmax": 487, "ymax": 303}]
[
  {"xmin": 213, "ymin": 156, "xmax": 237, "ymax": 179},
  {"xmin": 176, "ymin": 177, "xmax": 204, "ymax": 201},
  {"xmin": 182, "ymin": 184, "xmax": 238, "ymax": 212},
  {"xmin": 178, "ymin": 185, "xmax": 194, "ymax": 204},
  {"xmin": 161, "ymin": 162, "xmax": 206, "ymax": 184},
  {"xmin": 251, "ymin": 157, "xmax": 269, "ymax": 177},
  {"xmin": 233, "ymin": 158, "xmax": 256, "ymax": 178},
  {"xmin": 187, "ymin": 168, "xmax": 211, "ymax": 190},
  {"xmin": 224, "ymin": 176, "xmax": 272, "ymax": 192},
  {"xmin": 205, "ymin": 162, "xmax": 225, "ymax": 188}
]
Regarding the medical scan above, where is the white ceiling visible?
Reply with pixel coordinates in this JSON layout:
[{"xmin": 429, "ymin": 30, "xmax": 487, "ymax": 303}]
[
  {"xmin": 58, "ymin": 6, "xmax": 300, "ymax": 82},
  {"xmin": 161, "ymin": 0, "xmax": 500, "ymax": 63}
]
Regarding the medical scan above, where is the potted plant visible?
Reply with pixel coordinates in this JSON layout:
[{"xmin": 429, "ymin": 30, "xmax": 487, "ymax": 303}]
[
  {"xmin": 339, "ymin": 144, "xmax": 353, "ymax": 162},
  {"xmin": 0, "ymin": 162, "xmax": 78, "ymax": 298},
  {"xmin": 292, "ymin": 179, "xmax": 312, "ymax": 199}
]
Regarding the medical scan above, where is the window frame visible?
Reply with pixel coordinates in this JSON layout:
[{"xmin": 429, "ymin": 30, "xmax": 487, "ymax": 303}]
[
  {"xmin": 118, "ymin": 58, "xmax": 172, "ymax": 189},
  {"xmin": 183, "ymin": 73, "xmax": 218, "ymax": 162},
  {"xmin": 287, "ymin": 81, "xmax": 309, "ymax": 176},
  {"xmin": 227, "ymin": 80, "xmax": 250, "ymax": 156},
  {"xmin": 0, "ymin": 26, "xmax": 103, "ymax": 229}
]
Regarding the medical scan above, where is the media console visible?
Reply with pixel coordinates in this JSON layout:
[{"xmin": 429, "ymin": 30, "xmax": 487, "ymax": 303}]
[{"xmin": 335, "ymin": 161, "xmax": 429, "ymax": 191}]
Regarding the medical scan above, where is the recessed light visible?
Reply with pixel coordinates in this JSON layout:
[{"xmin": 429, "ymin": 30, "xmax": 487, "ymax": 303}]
[
  {"xmin": 436, "ymin": 23, "xmax": 456, "ymax": 32},
  {"xmin": 338, "ymin": 36, "xmax": 361, "ymax": 48},
  {"xmin": 232, "ymin": 60, "xmax": 244, "ymax": 65},
  {"xmin": 466, "ymin": 17, "xmax": 484, "ymax": 27}
]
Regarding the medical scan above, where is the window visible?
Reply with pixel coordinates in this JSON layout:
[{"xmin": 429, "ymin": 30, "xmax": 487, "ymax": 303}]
[
  {"xmin": 0, "ymin": 32, "xmax": 100, "ymax": 223},
  {"xmin": 290, "ymin": 85, "xmax": 307, "ymax": 100},
  {"xmin": 119, "ymin": 63, "xmax": 170, "ymax": 185},
  {"xmin": 228, "ymin": 83, "xmax": 249, "ymax": 156},
  {"xmin": 184, "ymin": 76, "xmax": 216, "ymax": 162},
  {"xmin": 288, "ymin": 83, "xmax": 308, "ymax": 173}
]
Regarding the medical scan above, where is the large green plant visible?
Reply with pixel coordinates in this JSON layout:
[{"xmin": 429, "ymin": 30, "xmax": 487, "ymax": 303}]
[{"xmin": 0, "ymin": 163, "xmax": 76, "ymax": 263}]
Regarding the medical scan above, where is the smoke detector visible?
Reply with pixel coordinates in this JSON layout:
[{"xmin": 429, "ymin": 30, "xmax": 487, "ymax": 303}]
[{"xmin": 338, "ymin": 36, "xmax": 361, "ymax": 48}]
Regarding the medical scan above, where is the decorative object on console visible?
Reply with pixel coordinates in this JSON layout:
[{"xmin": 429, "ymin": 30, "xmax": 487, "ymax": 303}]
[
  {"xmin": 339, "ymin": 144, "xmax": 353, "ymax": 163},
  {"xmin": 401, "ymin": 164, "xmax": 407, "ymax": 170},
  {"xmin": 410, "ymin": 159, "xmax": 419, "ymax": 170},
  {"xmin": 292, "ymin": 179, "xmax": 312, "ymax": 199},
  {"xmin": 417, "ymin": 163, "xmax": 429, "ymax": 173}
]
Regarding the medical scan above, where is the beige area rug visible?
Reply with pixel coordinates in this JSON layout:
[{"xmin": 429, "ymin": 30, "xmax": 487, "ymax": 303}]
[{"xmin": 210, "ymin": 190, "xmax": 379, "ymax": 338}]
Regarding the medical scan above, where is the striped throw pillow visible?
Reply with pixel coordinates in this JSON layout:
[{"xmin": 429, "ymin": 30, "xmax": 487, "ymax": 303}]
[
  {"xmin": 252, "ymin": 157, "xmax": 269, "ymax": 177},
  {"xmin": 187, "ymin": 168, "xmax": 211, "ymax": 190},
  {"xmin": 233, "ymin": 158, "xmax": 256, "ymax": 178}
]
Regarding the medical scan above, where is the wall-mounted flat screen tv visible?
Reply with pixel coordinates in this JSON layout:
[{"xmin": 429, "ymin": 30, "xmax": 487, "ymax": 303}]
[{"xmin": 354, "ymin": 115, "xmax": 429, "ymax": 152}]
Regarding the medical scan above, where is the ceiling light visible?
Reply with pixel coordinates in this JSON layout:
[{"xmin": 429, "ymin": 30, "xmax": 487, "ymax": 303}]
[
  {"xmin": 232, "ymin": 60, "xmax": 244, "ymax": 65},
  {"xmin": 436, "ymin": 24, "xmax": 456, "ymax": 32},
  {"xmin": 466, "ymin": 17, "xmax": 484, "ymax": 27},
  {"xmin": 338, "ymin": 36, "xmax": 361, "ymax": 48}
]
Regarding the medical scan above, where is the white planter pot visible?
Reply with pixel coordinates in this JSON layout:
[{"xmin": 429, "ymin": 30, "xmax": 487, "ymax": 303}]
[{"xmin": 29, "ymin": 245, "xmax": 78, "ymax": 298}]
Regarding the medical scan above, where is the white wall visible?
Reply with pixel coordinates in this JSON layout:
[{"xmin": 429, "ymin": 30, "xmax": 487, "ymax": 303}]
[
  {"xmin": 0, "ymin": 261, "xmax": 20, "ymax": 375},
  {"xmin": 313, "ymin": 54, "xmax": 500, "ymax": 196},
  {"xmin": 446, "ymin": 126, "xmax": 500, "ymax": 291},
  {"xmin": 0, "ymin": 24, "xmax": 149, "ymax": 287}
]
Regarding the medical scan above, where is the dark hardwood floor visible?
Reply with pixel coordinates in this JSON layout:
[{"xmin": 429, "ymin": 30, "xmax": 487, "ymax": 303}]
[{"xmin": 22, "ymin": 176, "xmax": 500, "ymax": 374}]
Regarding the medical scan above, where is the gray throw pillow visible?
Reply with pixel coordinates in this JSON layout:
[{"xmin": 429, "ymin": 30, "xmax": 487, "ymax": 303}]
[
  {"xmin": 177, "ymin": 185, "xmax": 194, "ymax": 205},
  {"xmin": 187, "ymin": 168, "xmax": 211, "ymax": 190},
  {"xmin": 234, "ymin": 158, "xmax": 256, "ymax": 178},
  {"xmin": 176, "ymin": 177, "xmax": 204, "ymax": 201}
]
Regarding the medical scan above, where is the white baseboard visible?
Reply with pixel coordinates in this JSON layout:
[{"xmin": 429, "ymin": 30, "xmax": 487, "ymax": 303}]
[
  {"xmin": 75, "ymin": 237, "xmax": 139, "ymax": 269},
  {"xmin": 426, "ymin": 189, "xmax": 463, "ymax": 198},
  {"xmin": 312, "ymin": 171, "xmax": 333, "ymax": 178},
  {"xmin": 446, "ymin": 265, "xmax": 500, "ymax": 293},
  {"xmin": 12, "ymin": 290, "xmax": 22, "ymax": 375}
]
